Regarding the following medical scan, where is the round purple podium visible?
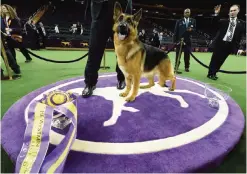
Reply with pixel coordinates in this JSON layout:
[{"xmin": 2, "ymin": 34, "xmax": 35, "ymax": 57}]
[{"xmin": 1, "ymin": 74, "xmax": 245, "ymax": 173}]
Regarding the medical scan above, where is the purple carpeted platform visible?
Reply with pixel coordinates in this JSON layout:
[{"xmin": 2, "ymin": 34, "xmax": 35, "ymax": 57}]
[{"xmin": 1, "ymin": 74, "xmax": 245, "ymax": 173}]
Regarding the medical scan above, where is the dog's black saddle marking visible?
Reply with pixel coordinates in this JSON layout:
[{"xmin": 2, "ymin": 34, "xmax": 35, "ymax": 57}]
[{"xmin": 143, "ymin": 43, "xmax": 168, "ymax": 72}]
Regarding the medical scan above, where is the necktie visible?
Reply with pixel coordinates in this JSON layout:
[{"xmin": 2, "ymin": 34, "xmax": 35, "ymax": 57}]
[
  {"xmin": 226, "ymin": 19, "xmax": 236, "ymax": 42},
  {"xmin": 185, "ymin": 18, "xmax": 188, "ymax": 28}
]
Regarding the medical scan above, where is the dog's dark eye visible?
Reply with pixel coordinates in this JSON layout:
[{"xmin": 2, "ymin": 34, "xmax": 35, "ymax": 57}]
[
  {"xmin": 118, "ymin": 15, "xmax": 124, "ymax": 22},
  {"xmin": 127, "ymin": 18, "xmax": 132, "ymax": 23}
]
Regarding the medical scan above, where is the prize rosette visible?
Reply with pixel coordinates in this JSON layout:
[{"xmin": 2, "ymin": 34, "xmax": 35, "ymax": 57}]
[
  {"xmin": 15, "ymin": 90, "xmax": 78, "ymax": 174},
  {"xmin": 41, "ymin": 90, "xmax": 77, "ymax": 129},
  {"xmin": 41, "ymin": 90, "xmax": 76, "ymax": 107}
]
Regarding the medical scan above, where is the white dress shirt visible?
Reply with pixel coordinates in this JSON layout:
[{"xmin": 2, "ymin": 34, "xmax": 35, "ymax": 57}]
[{"xmin": 184, "ymin": 17, "xmax": 189, "ymax": 27}]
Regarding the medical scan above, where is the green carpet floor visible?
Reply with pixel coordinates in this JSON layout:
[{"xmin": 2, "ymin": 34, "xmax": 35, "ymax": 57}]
[{"xmin": 1, "ymin": 50, "xmax": 246, "ymax": 173}]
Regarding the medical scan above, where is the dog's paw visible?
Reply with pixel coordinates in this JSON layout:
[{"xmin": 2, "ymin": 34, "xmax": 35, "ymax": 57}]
[
  {"xmin": 169, "ymin": 88, "xmax": 175, "ymax": 91},
  {"xmin": 125, "ymin": 96, "xmax": 136, "ymax": 102},
  {"xmin": 119, "ymin": 92, "xmax": 129, "ymax": 97},
  {"xmin": 158, "ymin": 83, "xmax": 168, "ymax": 88}
]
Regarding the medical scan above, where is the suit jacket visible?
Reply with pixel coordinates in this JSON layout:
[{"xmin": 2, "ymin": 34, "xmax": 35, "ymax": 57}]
[
  {"xmin": 90, "ymin": 0, "xmax": 127, "ymax": 21},
  {"xmin": 173, "ymin": 17, "xmax": 196, "ymax": 43},
  {"xmin": 139, "ymin": 32, "xmax": 146, "ymax": 43},
  {"xmin": 1, "ymin": 17, "xmax": 23, "ymax": 44},
  {"xmin": 211, "ymin": 15, "xmax": 245, "ymax": 52},
  {"xmin": 1, "ymin": 17, "xmax": 22, "ymax": 35},
  {"xmin": 150, "ymin": 32, "xmax": 160, "ymax": 47}
]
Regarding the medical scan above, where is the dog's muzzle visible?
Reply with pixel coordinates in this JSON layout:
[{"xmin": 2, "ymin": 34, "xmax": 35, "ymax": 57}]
[{"xmin": 117, "ymin": 22, "xmax": 129, "ymax": 40}]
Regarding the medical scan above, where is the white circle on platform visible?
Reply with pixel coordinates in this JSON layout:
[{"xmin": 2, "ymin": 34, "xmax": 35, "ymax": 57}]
[{"xmin": 24, "ymin": 74, "xmax": 228, "ymax": 154}]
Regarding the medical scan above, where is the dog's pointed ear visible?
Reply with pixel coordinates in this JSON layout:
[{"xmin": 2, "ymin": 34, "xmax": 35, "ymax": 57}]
[
  {"xmin": 133, "ymin": 8, "xmax": 142, "ymax": 23},
  {"xmin": 114, "ymin": 2, "xmax": 122, "ymax": 21}
]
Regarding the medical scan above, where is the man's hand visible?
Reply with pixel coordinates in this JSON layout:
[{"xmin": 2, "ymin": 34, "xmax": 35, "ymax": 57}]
[
  {"xmin": 187, "ymin": 27, "xmax": 192, "ymax": 32},
  {"xmin": 214, "ymin": 4, "xmax": 221, "ymax": 14},
  {"xmin": 5, "ymin": 28, "xmax": 12, "ymax": 33},
  {"xmin": 237, "ymin": 50, "xmax": 245, "ymax": 56}
]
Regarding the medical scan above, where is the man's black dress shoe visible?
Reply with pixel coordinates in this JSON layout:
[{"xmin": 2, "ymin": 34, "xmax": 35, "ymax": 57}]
[
  {"xmin": 25, "ymin": 59, "xmax": 32, "ymax": 63},
  {"xmin": 207, "ymin": 75, "xmax": 218, "ymax": 80},
  {"xmin": 82, "ymin": 85, "xmax": 96, "ymax": 98},
  {"xmin": 117, "ymin": 81, "xmax": 126, "ymax": 90},
  {"xmin": 185, "ymin": 68, "xmax": 190, "ymax": 72},
  {"xmin": 175, "ymin": 70, "xmax": 182, "ymax": 74}
]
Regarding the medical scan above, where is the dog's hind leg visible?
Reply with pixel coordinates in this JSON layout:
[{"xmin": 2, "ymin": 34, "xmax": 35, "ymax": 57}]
[
  {"xmin": 158, "ymin": 59, "xmax": 172, "ymax": 87},
  {"xmin": 157, "ymin": 58, "xmax": 176, "ymax": 90},
  {"xmin": 140, "ymin": 75, "xmax": 155, "ymax": 89},
  {"xmin": 157, "ymin": 70, "xmax": 166, "ymax": 87},
  {"xmin": 169, "ymin": 76, "xmax": 176, "ymax": 91}
]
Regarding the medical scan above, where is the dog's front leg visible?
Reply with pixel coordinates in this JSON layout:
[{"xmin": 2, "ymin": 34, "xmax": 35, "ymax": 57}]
[
  {"xmin": 125, "ymin": 73, "xmax": 141, "ymax": 102},
  {"xmin": 119, "ymin": 75, "xmax": 132, "ymax": 97}
]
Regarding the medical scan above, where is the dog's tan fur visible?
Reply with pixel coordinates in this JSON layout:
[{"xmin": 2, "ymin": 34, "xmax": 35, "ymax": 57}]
[{"xmin": 113, "ymin": 2, "xmax": 176, "ymax": 102}]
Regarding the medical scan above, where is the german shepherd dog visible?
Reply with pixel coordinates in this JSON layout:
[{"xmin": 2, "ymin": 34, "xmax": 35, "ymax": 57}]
[{"xmin": 113, "ymin": 2, "xmax": 176, "ymax": 102}]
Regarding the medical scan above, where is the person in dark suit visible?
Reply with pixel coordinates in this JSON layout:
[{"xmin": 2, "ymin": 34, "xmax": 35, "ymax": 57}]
[
  {"xmin": 1, "ymin": 29, "xmax": 20, "ymax": 78},
  {"xmin": 13, "ymin": 5, "xmax": 32, "ymax": 62},
  {"xmin": 138, "ymin": 29, "xmax": 146, "ymax": 43},
  {"xmin": 173, "ymin": 8, "xmax": 196, "ymax": 73},
  {"xmin": 150, "ymin": 28, "xmax": 160, "ymax": 48},
  {"xmin": 1, "ymin": 4, "xmax": 32, "ymax": 63},
  {"xmin": 207, "ymin": 4, "xmax": 246, "ymax": 80},
  {"xmin": 82, "ymin": 0, "xmax": 129, "ymax": 98},
  {"xmin": 25, "ymin": 20, "xmax": 41, "ymax": 50},
  {"xmin": 1, "ymin": 4, "xmax": 21, "ymax": 75},
  {"xmin": 37, "ymin": 22, "xmax": 46, "ymax": 48}
]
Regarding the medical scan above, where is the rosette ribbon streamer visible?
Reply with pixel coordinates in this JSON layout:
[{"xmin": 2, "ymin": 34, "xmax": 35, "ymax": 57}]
[{"xmin": 15, "ymin": 90, "xmax": 78, "ymax": 173}]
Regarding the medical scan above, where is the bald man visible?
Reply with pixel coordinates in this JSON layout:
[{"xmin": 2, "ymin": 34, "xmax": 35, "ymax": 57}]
[
  {"xmin": 173, "ymin": 8, "xmax": 196, "ymax": 73},
  {"xmin": 207, "ymin": 4, "xmax": 246, "ymax": 80}
]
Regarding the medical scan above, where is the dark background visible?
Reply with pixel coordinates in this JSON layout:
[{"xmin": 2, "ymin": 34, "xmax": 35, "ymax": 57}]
[
  {"xmin": 3, "ymin": 0, "xmax": 246, "ymax": 23},
  {"xmin": 1, "ymin": 0, "xmax": 246, "ymax": 47}
]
